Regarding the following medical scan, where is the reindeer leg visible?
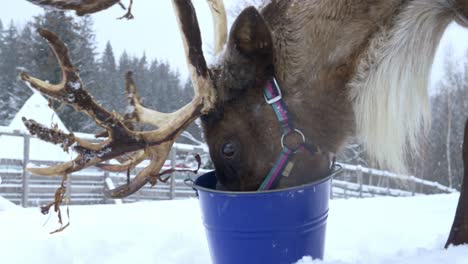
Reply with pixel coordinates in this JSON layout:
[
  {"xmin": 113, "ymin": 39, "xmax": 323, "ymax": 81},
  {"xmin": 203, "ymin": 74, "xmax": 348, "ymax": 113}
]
[{"xmin": 445, "ymin": 118, "xmax": 468, "ymax": 248}]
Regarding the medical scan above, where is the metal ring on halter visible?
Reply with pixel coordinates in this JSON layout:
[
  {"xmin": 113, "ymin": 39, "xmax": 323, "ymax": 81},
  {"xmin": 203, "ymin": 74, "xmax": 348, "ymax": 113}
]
[{"xmin": 280, "ymin": 129, "xmax": 306, "ymax": 151}]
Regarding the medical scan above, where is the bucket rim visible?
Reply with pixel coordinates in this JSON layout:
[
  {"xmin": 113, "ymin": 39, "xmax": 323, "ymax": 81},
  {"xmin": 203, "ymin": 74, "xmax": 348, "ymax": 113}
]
[{"xmin": 188, "ymin": 164, "xmax": 342, "ymax": 195}]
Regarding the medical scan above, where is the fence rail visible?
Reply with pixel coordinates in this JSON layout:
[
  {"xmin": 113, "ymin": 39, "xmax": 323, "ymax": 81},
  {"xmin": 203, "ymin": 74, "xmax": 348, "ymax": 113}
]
[
  {"xmin": 332, "ymin": 163, "xmax": 457, "ymax": 199},
  {"xmin": 0, "ymin": 128, "xmax": 457, "ymax": 206},
  {"xmin": 338, "ymin": 163, "xmax": 457, "ymax": 193}
]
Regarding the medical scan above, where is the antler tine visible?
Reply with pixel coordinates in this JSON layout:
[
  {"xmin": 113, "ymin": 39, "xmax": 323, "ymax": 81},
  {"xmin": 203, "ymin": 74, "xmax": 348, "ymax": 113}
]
[
  {"xmin": 125, "ymin": 71, "xmax": 172, "ymax": 128},
  {"xmin": 21, "ymin": 29, "xmax": 124, "ymax": 129},
  {"xmin": 105, "ymin": 142, "xmax": 172, "ymax": 198},
  {"xmin": 171, "ymin": 0, "xmax": 217, "ymax": 114},
  {"xmin": 22, "ymin": 117, "xmax": 118, "ymax": 176},
  {"xmin": 21, "ymin": 117, "xmax": 106, "ymax": 176},
  {"xmin": 27, "ymin": 0, "xmax": 123, "ymax": 16},
  {"xmin": 21, "ymin": 28, "xmax": 76, "ymax": 96},
  {"xmin": 96, "ymin": 150, "xmax": 147, "ymax": 172},
  {"xmin": 207, "ymin": 0, "xmax": 227, "ymax": 55},
  {"xmin": 125, "ymin": 71, "xmax": 206, "ymax": 131}
]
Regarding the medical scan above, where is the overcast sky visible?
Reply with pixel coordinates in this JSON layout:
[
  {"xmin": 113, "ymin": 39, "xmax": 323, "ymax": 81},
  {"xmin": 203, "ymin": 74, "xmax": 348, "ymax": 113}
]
[{"xmin": 0, "ymin": 0, "xmax": 240, "ymax": 80}]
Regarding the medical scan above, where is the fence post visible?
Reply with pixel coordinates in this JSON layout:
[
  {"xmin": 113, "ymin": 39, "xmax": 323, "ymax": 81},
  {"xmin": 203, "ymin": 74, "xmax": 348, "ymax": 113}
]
[
  {"xmin": 385, "ymin": 172, "xmax": 391, "ymax": 195},
  {"xmin": 66, "ymin": 173, "xmax": 72, "ymax": 202},
  {"xmin": 411, "ymin": 176, "xmax": 416, "ymax": 196},
  {"xmin": 169, "ymin": 148, "xmax": 177, "ymax": 200},
  {"xmin": 22, "ymin": 135, "xmax": 30, "ymax": 208},
  {"xmin": 103, "ymin": 161, "xmax": 110, "ymax": 203},
  {"xmin": 357, "ymin": 165, "xmax": 363, "ymax": 198}
]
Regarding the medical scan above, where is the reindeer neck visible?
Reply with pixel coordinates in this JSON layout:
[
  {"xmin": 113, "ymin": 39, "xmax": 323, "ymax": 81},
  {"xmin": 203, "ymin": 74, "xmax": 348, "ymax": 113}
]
[{"xmin": 259, "ymin": 0, "xmax": 403, "ymax": 154}]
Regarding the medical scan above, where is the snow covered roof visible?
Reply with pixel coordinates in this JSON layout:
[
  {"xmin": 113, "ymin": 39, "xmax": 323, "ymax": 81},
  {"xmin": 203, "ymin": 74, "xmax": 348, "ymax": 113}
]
[
  {"xmin": 8, "ymin": 91, "xmax": 68, "ymax": 131},
  {"xmin": 0, "ymin": 92, "xmax": 75, "ymax": 162}
]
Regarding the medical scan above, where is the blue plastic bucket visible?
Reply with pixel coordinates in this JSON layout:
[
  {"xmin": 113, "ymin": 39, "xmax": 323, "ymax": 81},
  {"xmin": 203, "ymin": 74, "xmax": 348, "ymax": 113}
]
[{"xmin": 192, "ymin": 170, "xmax": 335, "ymax": 264}]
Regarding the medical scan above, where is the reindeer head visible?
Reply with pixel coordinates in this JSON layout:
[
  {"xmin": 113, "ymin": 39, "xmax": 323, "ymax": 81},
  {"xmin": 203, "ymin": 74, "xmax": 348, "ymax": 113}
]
[
  {"xmin": 24, "ymin": 0, "xmax": 333, "ymax": 196},
  {"xmin": 201, "ymin": 6, "xmax": 333, "ymax": 191}
]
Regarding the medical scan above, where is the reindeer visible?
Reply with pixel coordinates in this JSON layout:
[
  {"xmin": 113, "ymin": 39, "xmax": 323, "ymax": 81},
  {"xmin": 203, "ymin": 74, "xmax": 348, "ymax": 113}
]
[{"xmin": 22, "ymin": 1, "xmax": 468, "ymax": 194}]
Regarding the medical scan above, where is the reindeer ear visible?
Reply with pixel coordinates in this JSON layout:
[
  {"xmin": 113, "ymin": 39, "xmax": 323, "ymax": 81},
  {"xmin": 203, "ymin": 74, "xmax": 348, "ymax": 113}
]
[
  {"xmin": 229, "ymin": 6, "xmax": 273, "ymax": 59},
  {"xmin": 215, "ymin": 7, "xmax": 273, "ymax": 99}
]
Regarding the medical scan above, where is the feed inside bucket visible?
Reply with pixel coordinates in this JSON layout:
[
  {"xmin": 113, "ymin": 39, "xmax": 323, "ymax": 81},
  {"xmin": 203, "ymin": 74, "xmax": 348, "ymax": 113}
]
[{"xmin": 193, "ymin": 171, "xmax": 332, "ymax": 264}]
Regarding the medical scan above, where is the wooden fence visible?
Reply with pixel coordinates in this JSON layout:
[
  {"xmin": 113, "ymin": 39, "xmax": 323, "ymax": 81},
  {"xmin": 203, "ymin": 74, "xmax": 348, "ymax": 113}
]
[
  {"xmin": 331, "ymin": 163, "xmax": 457, "ymax": 199},
  {"xmin": 0, "ymin": 128, "xmax": 457, "ymax": 207}
]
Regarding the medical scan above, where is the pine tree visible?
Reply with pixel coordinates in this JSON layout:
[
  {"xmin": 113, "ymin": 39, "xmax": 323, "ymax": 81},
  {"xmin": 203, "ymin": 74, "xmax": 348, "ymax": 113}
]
[
  {"xmin": 181, "ymin": 78, "xmax": 195, "ymax": 106},
  {"xmin": 17, "ymin": 26, "xmax": 37, "ymax": 74},
  {"xmin": 166, "ymin": 70, "xmax": 183, "ymax": 111},
  {"xmin": 180, "ymin": 79, "xmax": 202, "ymax": 142},
  {"xmin": 0, "ymin": 19, "xmax": 4, "ymax": 55},
  {"xmin": 117, "ymin": 51, "xmax": 132, "ymax": 98},
  {"xmin": 95, "ymin": 41, "xmax": 123, "ymax": 113},
  {"xmin": 134, "ymin": 52, "xmax": 149, "ymax": 95},
  {"xmin": 0, "ymin": 21, "xmax": 23, "ymax": 125},
  {"xmin": 12, "ymin": 25, "xmax": 36, "ymax": 118},
  {"xmin": 157, "ymin": 62, "xmax": 172, "ymax": 112},
  {"xmin": 101, "ymin": 42, "xmax": 117, "ymax": 76},
  {"xmin": 1, "ymin": 22, "xmax": 20, "ymax": 89},
  {"xmin": 146, "ymin": 59, "xmax": 161, "ymax": 109},
  {"xmin": 75, "ymin": 16, "xmax": 98, "ymax": 86},
  {"xmin": 0, "ymin": 19, "xmax": 8, "ymax": 125},
  {"xmin": 119, "ymin": 51, "xmax": 132, "ymax": 77}
]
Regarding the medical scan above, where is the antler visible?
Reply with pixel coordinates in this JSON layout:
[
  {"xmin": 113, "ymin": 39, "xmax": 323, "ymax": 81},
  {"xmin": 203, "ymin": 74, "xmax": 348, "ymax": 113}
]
[
  {"xmin": 21, "ymin": 0, "xmax": 227, "ymax": 198},
  {"xmin": 27, "ymin": 0, "xmax": 123, "ymax": 16},
  {"xmin": 207, "ymin": 0, "xmax": 227, "ymax": 55}
]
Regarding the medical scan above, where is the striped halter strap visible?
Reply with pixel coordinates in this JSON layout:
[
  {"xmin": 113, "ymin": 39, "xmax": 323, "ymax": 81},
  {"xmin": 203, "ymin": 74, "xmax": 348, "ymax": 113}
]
[{"xmin": 258, "ymin": 78, "xmax": 321, "ymax": 191}]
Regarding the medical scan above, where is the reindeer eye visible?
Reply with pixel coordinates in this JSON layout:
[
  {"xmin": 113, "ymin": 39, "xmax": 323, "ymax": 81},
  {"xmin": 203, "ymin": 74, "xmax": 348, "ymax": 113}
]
[{"xmin": 222, "ymin": 143, "xmax": 236, "ymax": 158}]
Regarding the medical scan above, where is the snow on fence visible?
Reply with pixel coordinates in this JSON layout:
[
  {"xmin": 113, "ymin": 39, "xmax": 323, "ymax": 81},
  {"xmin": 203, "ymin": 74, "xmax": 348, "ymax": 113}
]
[
  {"xmin": 0, "ymin": 128, "xmax": 457, "ymax": 207},
  {"xmin": 0, "ymin": 127, "xmax": 210, "ymax": 207},
  {"xmin": 333, "ymin": 163, "xmax": 457, "ymax": 199}
]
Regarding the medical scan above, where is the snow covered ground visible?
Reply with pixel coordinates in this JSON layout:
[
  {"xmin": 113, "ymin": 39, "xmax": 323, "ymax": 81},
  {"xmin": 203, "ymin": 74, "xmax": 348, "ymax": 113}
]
[{"xmin": 0, "ymin": 194, "xmax": 466, "ymax": 264}]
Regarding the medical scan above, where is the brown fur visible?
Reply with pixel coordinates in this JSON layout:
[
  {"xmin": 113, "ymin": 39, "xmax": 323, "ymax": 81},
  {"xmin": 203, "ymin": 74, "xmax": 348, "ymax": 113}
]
[{"xmin": 202, "ymin": 0, "xmax": 468, "ymax": 191}]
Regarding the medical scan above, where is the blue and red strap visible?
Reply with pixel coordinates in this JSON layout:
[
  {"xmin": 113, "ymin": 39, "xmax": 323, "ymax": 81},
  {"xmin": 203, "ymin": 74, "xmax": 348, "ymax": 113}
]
[{"xmin": 258, "ymin": 78, "xmax": 320, "ymax": 191}]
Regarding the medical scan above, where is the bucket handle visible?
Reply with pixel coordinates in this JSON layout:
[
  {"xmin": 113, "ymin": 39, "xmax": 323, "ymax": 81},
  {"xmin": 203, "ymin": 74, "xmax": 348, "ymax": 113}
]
[
  {"xmin": 330, "ymin": 163, "xmax": 343, "ymax": 176},
  {"xmin": 184, "ymin": 178, "xmax": 199, "ymax": 198}
]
